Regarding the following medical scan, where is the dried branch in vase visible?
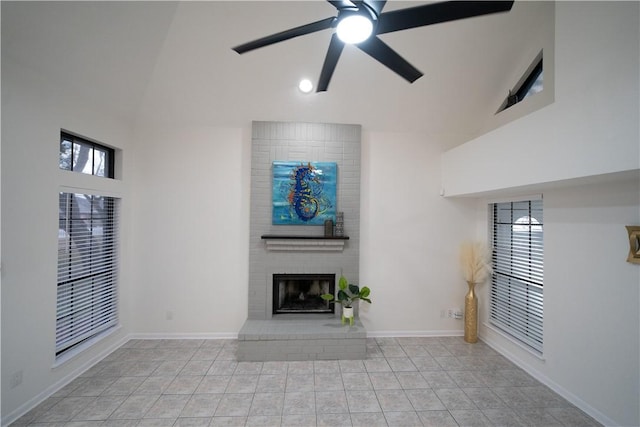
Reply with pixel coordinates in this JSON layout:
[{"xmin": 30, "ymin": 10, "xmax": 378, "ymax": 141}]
[{"xmin": 459, "ymin": 241, "xmax": 492, "ymax": 284}]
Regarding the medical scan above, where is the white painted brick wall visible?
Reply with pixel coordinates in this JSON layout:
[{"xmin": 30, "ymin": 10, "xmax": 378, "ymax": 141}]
[{"xmin": 248, "ymin": 121, "xmax": 361, "ymax": 319}]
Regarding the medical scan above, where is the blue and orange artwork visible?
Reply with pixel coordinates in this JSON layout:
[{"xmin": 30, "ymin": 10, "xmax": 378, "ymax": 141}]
[{"xmin": 272, "ymin": 161, "xmax": 337, "ymax": 225}]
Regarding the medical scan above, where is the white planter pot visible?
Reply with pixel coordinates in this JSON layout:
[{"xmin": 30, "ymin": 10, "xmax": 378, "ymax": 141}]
[{"xmin": 342, "ymin": 306, "xmax": 354, "ymax": 318}]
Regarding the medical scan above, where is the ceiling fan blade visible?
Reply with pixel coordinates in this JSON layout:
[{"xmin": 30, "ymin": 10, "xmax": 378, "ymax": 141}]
[
  {"xmin": 232, "ymin": 17, "xmax": 335, "ymax": 54},
  {"xmin": 317, "ymin": 33, "xmax": 345, "ymax": 92},
  {"xmin": 327, "ymin": 0, "xmax": 358, "ymax": 11},
  {"xmin": 377, "ymin": 1, "xmax": 514, "ymax": 35},
  {"xmin": 363, "ymin": 0, "xmax": 387, "ymax": 15},
  {"xmin": 356, "ymin": 36, "xmax": 423, "ymax": 83}
]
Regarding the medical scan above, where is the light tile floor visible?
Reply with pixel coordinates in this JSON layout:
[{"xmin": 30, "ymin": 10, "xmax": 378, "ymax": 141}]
[{"xmin": 12, "ymin": 337, "xmax": 602, "ymax": 426}]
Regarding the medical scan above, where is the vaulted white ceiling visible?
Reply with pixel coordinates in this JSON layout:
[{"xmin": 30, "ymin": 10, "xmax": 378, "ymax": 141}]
[{"xmin": 2, "ymin": 1, "xmax": 553, "ymax": 148}]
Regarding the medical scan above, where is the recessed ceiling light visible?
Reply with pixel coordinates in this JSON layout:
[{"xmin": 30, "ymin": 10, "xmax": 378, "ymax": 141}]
[
  {"xmin": 298, "ymin": 78, "xmax": 313, "ymax": 93},
  {"xmin": 336, "ymin": 15, "xmax": 373, "ymax": 44}
]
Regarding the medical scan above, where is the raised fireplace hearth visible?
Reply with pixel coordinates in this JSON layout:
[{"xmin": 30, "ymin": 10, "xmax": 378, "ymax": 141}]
[
  {"xmin": 237, "ymin": 318, "xmax": 366, "ymax": 361},
  {"xmin": 273, "ymin": 274, "xmax": 335, "ymax": 315}
]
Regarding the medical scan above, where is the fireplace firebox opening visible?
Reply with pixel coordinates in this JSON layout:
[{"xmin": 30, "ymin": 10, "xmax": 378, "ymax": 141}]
[{"xmin": 273, "ymin": 274, "xmax": 335, "ymax": 315}]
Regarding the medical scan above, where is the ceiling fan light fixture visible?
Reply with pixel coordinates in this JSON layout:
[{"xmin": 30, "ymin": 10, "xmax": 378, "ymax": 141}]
[
  {"xmin": 232, "ymin": 0, "xmax": 515, "ymax": 91},
  {"xmin": 336, "ymin": 14, "xmax": 373, "ymax": 44}
]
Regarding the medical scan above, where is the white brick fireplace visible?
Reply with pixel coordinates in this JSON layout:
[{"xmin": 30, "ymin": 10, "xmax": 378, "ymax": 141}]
[
  {"xmin": 238, "ymin": 121, "xmax": 365, "ymax": 361},
  {"xmin": 246, "ymin": 121, "xmax": 362, "ymax": 320}
]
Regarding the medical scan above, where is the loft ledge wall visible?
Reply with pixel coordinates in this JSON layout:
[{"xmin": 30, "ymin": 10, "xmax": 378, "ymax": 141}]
[{"xmin": 441, "ymin": 1, "xmax": 639, "ymax": 198}]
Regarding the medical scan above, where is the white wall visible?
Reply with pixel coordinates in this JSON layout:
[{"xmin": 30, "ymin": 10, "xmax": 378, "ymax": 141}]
[
  {"xmin": 359, "ymin": 131, "xmax": 478, "ymax": 334},
  {"xmin": 127, "ymin": 126, "xmax": 476, "ymax": 337},
  {"xmin": 476, "ymin": 177, "xmax": 640, "ymax": 427},
  {"xmin": 439, "ymin": 2, "xmax": 640, "ymax": 425},
  {"xmin": 542, "ymin": 179, "xmax": 639, "ymax": 426},
  {"xmin": 3, "ymin": 1, "xmax": 638, "ymax": 425},
  {"xmin": 442, "ymin": 2, "xmax": 639, "ymax": 197},
  {"xmin": 128, "ymin": 125, "xmax": 251, "ymax": 335},
  {"xmin": 1, "ymin": 61, "xmax": 134, "ymax": 421}
]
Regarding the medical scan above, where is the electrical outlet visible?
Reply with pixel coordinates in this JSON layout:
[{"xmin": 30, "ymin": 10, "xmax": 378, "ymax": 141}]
[
  {"xmin": 440, "ymin": 310, "xmax": 445, "ymax": 318},
  {"xmin": 10, "ymin": 370, "xmax": 23, "ymax": 389},
  {"xmin": 166, "ymin": 310, "xmax": 174, "ymax": 321},
  {"xmin": 447, "ymin": 308, "xmax": 464, "ymax": 319}
]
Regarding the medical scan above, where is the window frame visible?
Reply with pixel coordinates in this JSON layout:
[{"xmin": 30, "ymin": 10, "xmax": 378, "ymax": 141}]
[
  {"xmin": 56, "ymin": 192, "xmax": 120, "ymax": 359},
  {"xmin": 497, "ymin": 52, "xmax": 544, "ymax": 112},
  {"xmin": 489, "ymin": 198, "xmax": 544, "ymax": 354},
  {"xmin": 512, "ymin": 58, "xmax": 543, "ymax": 104},
  {"xmin": 60, "ymin": 131, "xmax": 115, "ymax": 179}
]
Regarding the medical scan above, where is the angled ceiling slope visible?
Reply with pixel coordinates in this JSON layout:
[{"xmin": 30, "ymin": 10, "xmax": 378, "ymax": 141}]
[{"xmin": 2, "ymin": 1, "xmax": 553, "ymax": 144}]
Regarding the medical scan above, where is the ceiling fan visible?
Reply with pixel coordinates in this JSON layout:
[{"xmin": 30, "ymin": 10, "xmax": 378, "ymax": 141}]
[{"xmin": 232, "ymin": 1, "xmax": 515, "ymax": 92}]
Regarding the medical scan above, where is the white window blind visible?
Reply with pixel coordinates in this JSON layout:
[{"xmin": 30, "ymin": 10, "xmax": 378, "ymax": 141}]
[
  {"xmin": 490, "ymin": 199, "xmax": 544, "ymax": 353},
  {"xmin": 57, "ymin": 192, "xmax": 119, "ymax": 357}
]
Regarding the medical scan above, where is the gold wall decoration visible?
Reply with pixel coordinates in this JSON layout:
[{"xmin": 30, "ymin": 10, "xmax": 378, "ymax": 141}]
[{"xmin": 626, "ymin": 226, "xmax": 640, "ymax": 264}]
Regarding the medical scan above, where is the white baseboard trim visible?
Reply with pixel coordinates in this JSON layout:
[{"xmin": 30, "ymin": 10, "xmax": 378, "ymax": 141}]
[
  {"xmin": 366, "ymin": 330, "xmax": 463, "ymax": 338},
  {"xmin": 128, "ymin": 332, "xmax": 239, "ymax": 340},
  {"xmin": 2, "ymin": 334, "xmax": 131, "ymax": 427},
  {"xmin": 481, "ymin": 333, "xmax": 618, "ymax": 427}
]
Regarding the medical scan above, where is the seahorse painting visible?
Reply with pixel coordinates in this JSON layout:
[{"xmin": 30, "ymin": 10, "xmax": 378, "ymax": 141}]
[{"xmin": 272, "ymin": 161, "xmax": 337, "ymax": 225}]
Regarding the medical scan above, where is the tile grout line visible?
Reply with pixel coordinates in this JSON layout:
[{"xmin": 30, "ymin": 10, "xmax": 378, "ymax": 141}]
[{"xmin": 11, "ymin": 337, "xmax": 602, "ymax": 427}]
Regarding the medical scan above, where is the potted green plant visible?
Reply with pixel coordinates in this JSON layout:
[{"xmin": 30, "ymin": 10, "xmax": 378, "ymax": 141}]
[{"xmin": 321, "ymin": 275, "xmax": 371, "ymax": 325}]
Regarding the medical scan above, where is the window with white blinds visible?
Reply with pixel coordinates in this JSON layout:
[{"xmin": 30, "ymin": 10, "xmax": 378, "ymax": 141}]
[
  {"xmin": 57, "ymin": 192, "xmax": 119, "ymax": 357},
  {"xmin": 490, "ymin": 199, "xmax": 544, "ymax": 353}
]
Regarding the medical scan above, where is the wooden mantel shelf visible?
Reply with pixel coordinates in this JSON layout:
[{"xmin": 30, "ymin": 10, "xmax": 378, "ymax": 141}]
[{"xmin": 261, "ymin": 235, "xmax": 349, "ymax": 252}]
